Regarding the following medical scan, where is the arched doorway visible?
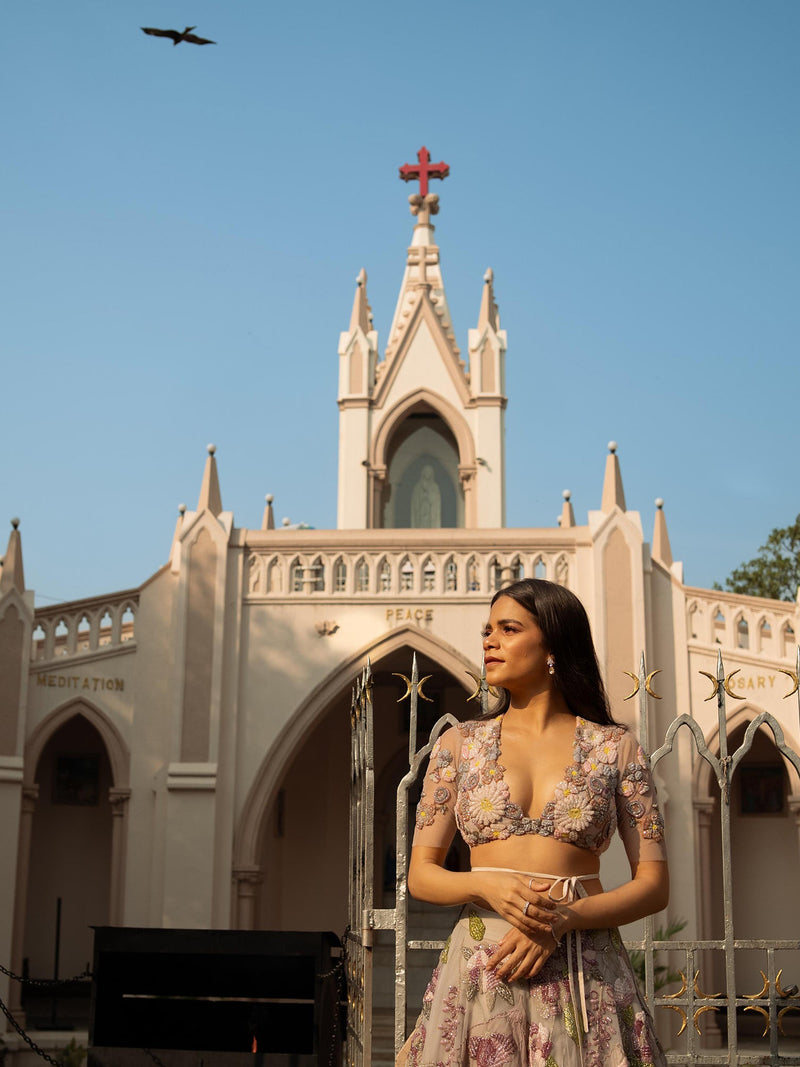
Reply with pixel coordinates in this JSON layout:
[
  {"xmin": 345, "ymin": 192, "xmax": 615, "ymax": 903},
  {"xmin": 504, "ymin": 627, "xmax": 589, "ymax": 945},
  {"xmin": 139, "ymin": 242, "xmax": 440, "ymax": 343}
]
[
  {"xmin": 22, "ymin": 714, "xmax": 115, "ymax": 1025},
  {"xmin": 695, "ymin": 712, "xmax": 800, "ymax": 1043},
  {"xmin": 252, "ymin": 644, "xmax": 473, "ymax": 936}
]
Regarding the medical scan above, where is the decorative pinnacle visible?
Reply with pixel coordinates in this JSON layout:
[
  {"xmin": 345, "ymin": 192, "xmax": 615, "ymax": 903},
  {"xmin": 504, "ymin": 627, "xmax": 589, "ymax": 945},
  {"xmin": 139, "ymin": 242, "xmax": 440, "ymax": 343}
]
[
  {"xmin": 266, "ymin": 494, "xmax": 274, "ymax": 504},
  {"xmin": 655, "ymin": 498, "xmax": 664, "ymax": 509},
  {"xmin": 11, "ymin": 517, "xmax": 20, "ymax": 530},
  {"xmin": 207, "ymin": 443, "xmax": 216, "ymax": 456},
  {"xmin": 562, "ymin": 490, "xmax": 571, "ymax": 501},
  {"xmin": 178, "ymin": 504, "xmax": 186, "ymax": 515},
  {"xmin": 608, "ymin": 441, "xmax": 617, "ymax": 454}
]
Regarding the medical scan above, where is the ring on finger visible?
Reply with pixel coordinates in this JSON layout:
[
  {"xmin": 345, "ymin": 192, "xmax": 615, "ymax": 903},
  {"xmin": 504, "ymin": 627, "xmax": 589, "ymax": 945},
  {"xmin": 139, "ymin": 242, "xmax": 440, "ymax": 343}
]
[
  {"xmin": 528, "ymin": 877, "xmax": 534, "ymax": 890},
  {"xmin": 523, "ymin": 901, "xmax": 530, "ymax": 917}
]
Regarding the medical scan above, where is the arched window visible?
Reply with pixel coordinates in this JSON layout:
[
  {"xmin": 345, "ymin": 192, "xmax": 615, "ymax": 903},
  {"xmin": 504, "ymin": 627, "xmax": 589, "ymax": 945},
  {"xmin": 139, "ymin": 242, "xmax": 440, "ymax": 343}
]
[
  {"xmin": 444, "ymin": 558, "xmax": 458, "ymax": 592},
  {"xmin": 509, "ymin": 557, "xmax": 523, "ymax": 582},
  {"xmin": 555, "ymin": 555, "xmax": 569, "ymax": 587},
  {"xmin": 334, "ymin": 558, "xmax": 347, "ymax": 593},
  {"xmin": 400, "ymin": 558, "xmax": 414, "ymax": 592},
  {"xmin": 55, "ymin": 618, "xmax": 69, "ymax": 656},
  {"xmin": 713, "ymin": 609, "xmax": 725, "ymax": 644},
  {"xmin": 378, "ymin": 558, "xmax": 391, "ymax": 593},
  {"xmin": 491, "ymin": 559, "xmax": 503, "ymax": 592},
  {"xmin": 266, "ymin": 557, "xmax": 281, "ymax": 594},
  {"xmin": 77, "ymin": 615, "xmax": 91, "ymax": 651},
  {"xmin": 534, "ymin": 558, "xmax": 547, "ymax": 579},
  {"xmin": 380, "ymin": 409, "xmax": 463, "ymax": 529},
  {"xmin": 759, "ymin": 618, "xmax": 772, "ymax": 651},
  {"xmin": 355, "ymin": 558, "xmax": 370, "ymax": 593},
  {"xmin": 99, "ymin": 611, "xmax": 112, "ymax": 647},
  {"xmin": 31, "ymin": 624, "xmax": 46, "ymax": 661},
  {"xmin": 783, "ymin": 623, "xmax": 796, "ymax": 658},
  {"xmin": 290, "ymin": 558, "xmax": 304, "ymax": 594},
  {"xmin": 121, "ymin": 606, "xmax": 135, "ymax": 643},
  {"xmin": 310, "ymin": 556, "xmax": 325, "ymax": 593},
  {"xmin": 422, "ymin": 559, "xmax": 436, "ymax": 592},
  {"xmin": 248, "ymin": 555, "xmax": 263, "ymax": 594},
  {"xmin": 736, "ymin": 616, "xmax": 749, "ymax": 650},
  {"xmin": 467, "ymin": 556, "xmax": 480, "ymax": 592}
]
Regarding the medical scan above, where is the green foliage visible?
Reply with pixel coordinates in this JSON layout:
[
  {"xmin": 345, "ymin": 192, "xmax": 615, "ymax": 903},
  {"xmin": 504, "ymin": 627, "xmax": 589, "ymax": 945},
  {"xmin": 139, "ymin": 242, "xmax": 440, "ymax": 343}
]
[
  {"xmin": 59, "ymin": 1038, "xmax": 87, "ymax": 1067},
  {"xmin": 629, "ymin": 919, "xmax": 687, "ymax": 992},
  {"xmin": 719, "ymin": 515, "xmax": 800, "ymax": 602}
]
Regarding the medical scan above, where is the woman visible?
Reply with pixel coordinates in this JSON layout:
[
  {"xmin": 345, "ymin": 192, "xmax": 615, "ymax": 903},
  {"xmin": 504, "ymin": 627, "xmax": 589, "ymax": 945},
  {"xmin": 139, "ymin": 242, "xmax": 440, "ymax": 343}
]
[{"xmin": 400, "ymin": 579, "xmax": 668, "ymax": 1067}]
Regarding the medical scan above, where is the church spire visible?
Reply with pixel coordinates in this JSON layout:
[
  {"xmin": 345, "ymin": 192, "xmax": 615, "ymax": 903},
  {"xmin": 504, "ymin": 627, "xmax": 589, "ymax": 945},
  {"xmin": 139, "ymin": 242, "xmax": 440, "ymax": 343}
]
[
  {"xmin": 262, "ymin": 494, "xmax": 275, "ymax": 531},
  {"xmin": 600, "ymin": 441, "xmax": 627, "ymax": 513},
  {"xmin": 560, "ymin": 491, "xmax": 576, "ymax": 528},
  {"xmin": 652, "ymin": 498, "xmax": 673, "ymax": 566},
  {"xmin": 0, "ymin": 518, "xmax": 25, "ymax": 595},
  {"xmin": 385, "ymin": 146, "xmax": 459, "ymax": 363},
  {"xmin": 477, "ymin": 268, "xmax": 500, "ymax": 332},
  {"xmin": 197, "ymin": 444, "xmax": 223, "ymax": 517},
  {"xmin": 349, "ymin": 269, "xmax": 372, "ymax": 334}
]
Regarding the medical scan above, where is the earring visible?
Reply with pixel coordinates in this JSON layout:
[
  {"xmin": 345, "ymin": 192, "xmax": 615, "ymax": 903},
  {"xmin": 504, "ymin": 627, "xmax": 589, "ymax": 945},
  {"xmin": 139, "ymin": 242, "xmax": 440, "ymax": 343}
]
[{"xmin": 546, "ymin": 655, "xmax": 555, "ymax": 676}]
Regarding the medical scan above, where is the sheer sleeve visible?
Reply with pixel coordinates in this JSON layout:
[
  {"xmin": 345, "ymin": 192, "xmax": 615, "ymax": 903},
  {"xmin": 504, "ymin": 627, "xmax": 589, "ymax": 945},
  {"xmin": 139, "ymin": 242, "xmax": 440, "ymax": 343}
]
[
  {"xmin": 615, "ymin": 728, "xmax": 667, "ymax": 864},
  {"xmin": 412, "ymin": 725, "xmax": 461, "ymax": 850}
]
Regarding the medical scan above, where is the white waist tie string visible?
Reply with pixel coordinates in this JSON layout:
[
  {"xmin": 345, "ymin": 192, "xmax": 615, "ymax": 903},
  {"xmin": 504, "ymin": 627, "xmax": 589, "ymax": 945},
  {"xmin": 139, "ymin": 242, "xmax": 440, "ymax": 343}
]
[{"xmin": 471, "ymin": 868, "xmax": 595, "ymax": 1047}]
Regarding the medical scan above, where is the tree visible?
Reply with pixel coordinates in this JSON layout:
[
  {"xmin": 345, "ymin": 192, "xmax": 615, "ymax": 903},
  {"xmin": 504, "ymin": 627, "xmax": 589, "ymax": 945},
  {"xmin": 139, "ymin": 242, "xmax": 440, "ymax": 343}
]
[{"xmin": 717, "ymin": 515, "xmax": 800, "ymax": 602}]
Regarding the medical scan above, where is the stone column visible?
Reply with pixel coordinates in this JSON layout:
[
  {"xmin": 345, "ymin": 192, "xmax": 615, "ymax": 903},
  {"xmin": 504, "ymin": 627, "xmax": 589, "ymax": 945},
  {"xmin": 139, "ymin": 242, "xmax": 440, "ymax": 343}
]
[
  {"xmin": 8, "ymin": 785, "xmax": 39, "ymax": 1021},
  {"xmin": 108, "ymin": 787, "xmax": 131, "ymax": 925},
  {"xmin": 232, "ymin": 867, "xmax": 262, "ymax": 930}
]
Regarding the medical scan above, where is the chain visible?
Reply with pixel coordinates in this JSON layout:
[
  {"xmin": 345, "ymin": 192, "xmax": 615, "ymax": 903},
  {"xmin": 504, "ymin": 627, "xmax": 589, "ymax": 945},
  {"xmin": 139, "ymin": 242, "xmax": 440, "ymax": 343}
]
[
  {"xmin": 0, "ymin": 962, "xmax": 92, "ymax": 989},
  {"xmin": 317, "ymin": 936, "xmax": 346, "ymax": 1067},
  {"xmin": 0, "ymin": 993, "xmax": 65, "ymax": 1067}
]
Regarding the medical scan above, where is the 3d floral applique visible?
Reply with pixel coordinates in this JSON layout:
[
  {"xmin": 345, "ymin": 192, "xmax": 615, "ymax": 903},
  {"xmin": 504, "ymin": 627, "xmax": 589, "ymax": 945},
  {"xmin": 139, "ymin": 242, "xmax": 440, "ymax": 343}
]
[{"xmin": 466, "ymin": 1032, "xmax": 517, "ymax": 1067}]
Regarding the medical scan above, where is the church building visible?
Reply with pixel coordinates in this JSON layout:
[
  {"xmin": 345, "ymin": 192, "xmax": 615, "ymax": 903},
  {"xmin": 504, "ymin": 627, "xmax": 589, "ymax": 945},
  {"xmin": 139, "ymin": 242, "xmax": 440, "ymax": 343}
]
[{"xmin": 1, "ymin": 149, "xmax": 799, "ymax": 1058}]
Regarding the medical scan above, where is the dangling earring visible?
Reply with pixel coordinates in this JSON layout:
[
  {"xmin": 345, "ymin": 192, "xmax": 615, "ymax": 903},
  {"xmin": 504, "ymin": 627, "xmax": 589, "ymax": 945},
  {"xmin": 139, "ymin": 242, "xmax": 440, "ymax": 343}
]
[{"xmin": 546, "ymin": 655, "xmax": 555, "ymax": 676}]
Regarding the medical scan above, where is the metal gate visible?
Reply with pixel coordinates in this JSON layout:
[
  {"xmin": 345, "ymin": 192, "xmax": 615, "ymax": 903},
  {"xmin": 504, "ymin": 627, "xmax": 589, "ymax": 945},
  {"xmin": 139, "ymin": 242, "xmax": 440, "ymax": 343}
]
[
  {"xmin": 347, "ymin": 649, "xmax": 800, "ymax": 1066},
  {"xmin": 345, "ymin": 663, "xmax": 376, "ymax": 1067}
]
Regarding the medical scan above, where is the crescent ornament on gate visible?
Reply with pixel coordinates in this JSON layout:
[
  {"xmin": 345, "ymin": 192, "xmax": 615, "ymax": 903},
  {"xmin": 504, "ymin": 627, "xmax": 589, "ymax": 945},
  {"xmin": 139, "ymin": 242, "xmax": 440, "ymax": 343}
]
[
  {"xmin": 416, "ymin": 675, "xmax": 434, "ymax": 702},
  {"xmin": 699, "ymin": 671, "xmax": 720, "ymax": 701},
  {"xmin": 723, "ymin": 669, "xmax": 743, "ymax": 699},
  {"xmin": 622, "ymin": 671, "xmax": 640, "ymax": 700},
  {"xmin": 645, "ymin": 669, "xmax": 663, "ymax": 699},
  {"xmin": 778, "ymin": 668, "xmax": 800, "ymax": 698},
  {"xmin": 392, "ymin": 673, "xmax": 413, "ymax": 703},
  {"xmin": 465, "ymin": 671, "xmax": 499, "ymax": 701}
]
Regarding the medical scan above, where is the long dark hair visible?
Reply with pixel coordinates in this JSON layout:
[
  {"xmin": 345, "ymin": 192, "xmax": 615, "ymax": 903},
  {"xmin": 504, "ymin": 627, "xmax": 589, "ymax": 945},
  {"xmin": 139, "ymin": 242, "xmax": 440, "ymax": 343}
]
[{"xmin": 489, "ymin": 578, "xmax": 615, "ymax": 725}]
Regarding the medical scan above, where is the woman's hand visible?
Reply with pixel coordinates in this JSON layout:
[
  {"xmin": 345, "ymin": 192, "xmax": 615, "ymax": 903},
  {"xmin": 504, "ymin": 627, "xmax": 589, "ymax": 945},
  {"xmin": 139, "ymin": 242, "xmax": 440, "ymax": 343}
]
[
  {"xmin": 470, "ymin": 870, "xmax": 557, "ymax": 937},
  {"xmin": 486, "ymin": 926, "xmax": 560, "ymax": 982}
]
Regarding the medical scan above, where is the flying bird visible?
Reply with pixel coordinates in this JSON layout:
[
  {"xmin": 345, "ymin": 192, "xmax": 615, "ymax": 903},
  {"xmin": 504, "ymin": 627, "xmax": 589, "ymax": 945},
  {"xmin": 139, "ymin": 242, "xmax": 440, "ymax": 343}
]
[{"xmin": 141, "ymin": 26, "xmax": 216, "ymax": 46}]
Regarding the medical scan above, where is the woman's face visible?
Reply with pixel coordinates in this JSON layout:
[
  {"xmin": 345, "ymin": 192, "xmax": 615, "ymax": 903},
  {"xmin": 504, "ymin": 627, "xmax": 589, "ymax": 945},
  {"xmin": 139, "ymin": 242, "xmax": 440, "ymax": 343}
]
[{"xmin": 481, "ymin": 594, "xmax": 551, "ymax": 694}]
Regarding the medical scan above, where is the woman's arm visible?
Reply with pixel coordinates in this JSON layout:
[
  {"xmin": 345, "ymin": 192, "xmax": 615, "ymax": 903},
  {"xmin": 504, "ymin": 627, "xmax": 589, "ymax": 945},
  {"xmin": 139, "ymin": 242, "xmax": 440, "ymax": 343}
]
[
  {"xmin": 408, "ymin": 845, "xmax": 557, "ymax": 935},
  {"xmin": 489, "ymin": 860, "xmax": 669, "ymax": 982},
  {"xmin": 554, "ymin": 859, "xmax": 668, "ymax": 937}
]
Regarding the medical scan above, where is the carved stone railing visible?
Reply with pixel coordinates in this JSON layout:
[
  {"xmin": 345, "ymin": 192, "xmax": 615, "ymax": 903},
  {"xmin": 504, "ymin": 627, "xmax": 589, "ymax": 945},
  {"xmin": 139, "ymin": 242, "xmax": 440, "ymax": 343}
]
[
  {"xmin": 685, "ymin": 585, "xmax": 799, "ymax": 659},
  {"xmin": 242, "ymin": 531, "xmax": 582, "ymax": 599},
  {"xmin": 31, "ymin": 589, "xmax": 139, "ymax": 663}
]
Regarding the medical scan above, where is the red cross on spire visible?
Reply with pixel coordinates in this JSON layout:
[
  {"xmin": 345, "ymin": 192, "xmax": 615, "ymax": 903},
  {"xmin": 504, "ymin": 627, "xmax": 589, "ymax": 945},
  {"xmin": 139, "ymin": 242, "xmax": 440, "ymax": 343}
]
[{"xmin": 398, "ymin": 146, "xmax": 450, "ymax": 197}]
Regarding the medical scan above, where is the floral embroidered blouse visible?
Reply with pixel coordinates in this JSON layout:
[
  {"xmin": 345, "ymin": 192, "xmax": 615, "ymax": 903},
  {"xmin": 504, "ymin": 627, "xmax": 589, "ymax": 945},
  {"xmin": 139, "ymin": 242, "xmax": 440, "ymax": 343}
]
[{"xmin": 413, "ymin": 715, "xmax": 666, "ymax": 862}]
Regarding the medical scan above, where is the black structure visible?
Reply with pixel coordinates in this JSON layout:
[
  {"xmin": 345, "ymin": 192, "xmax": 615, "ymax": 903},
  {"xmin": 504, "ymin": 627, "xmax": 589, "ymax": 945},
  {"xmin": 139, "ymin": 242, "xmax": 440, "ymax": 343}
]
[{"xmin": 89, "ymin": 927, "xmax": 342, "ymax": 1066}]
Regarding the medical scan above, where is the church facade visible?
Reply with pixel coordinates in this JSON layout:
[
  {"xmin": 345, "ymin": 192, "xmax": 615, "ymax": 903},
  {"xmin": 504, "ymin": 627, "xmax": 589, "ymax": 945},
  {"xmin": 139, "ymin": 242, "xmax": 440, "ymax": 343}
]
[{"xmin": 2, "ymin": 155, "xmax": 799, "ymax": 1052}]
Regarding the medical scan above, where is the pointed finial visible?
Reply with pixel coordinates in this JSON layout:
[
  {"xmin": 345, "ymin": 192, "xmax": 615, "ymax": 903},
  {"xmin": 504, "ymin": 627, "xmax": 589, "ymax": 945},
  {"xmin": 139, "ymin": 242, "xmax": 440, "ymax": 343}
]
[
  {"xmin": 179, "ymin": 503, "xmax": 186, "ymax": 516},
  {"xmin": 477, "ymin": 268, "xmax": 500, "ymax": 331},
  {"xmin": 0, "ymin": 516, "xmax": 25, "ymax": 594},
  {"xmin": 560, "ymin": 490, "xmax": 576, "ymax": 529},
  {"xmin": 652, "ymin": 497, "xmax": 673, "ymax": 566},
  {"xmin": 197, "ymin": 444, "xmax": 223, "ymax": 517},
  {"xmin": 262, "ymin": 493, "xmax": 275, "ymax": 531},
  {"xmin": 349, "ymin": 268, "xmax": 372, "ymax": 334},
  {"xmin": 600, "ymin": 441, "xmax": 626, "ymax": 513}
]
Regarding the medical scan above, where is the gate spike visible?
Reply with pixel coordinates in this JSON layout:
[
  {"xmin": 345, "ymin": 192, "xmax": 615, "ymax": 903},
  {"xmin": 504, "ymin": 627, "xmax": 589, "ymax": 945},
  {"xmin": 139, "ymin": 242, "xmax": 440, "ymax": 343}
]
[
  {"xmin": 716, "ymin": 647, "xmax": 725, "ymax": 682},
  {"xmin": 411, "ymin": 652, "xmax": 419, "ymax": 686}
]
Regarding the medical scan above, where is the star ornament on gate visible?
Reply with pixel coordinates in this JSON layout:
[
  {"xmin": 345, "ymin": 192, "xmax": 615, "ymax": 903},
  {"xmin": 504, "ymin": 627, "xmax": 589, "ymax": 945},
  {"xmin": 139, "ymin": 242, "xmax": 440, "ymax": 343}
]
[{"xmin": 398, "ymin": 146, "xmax": 450, "ymax": 197}]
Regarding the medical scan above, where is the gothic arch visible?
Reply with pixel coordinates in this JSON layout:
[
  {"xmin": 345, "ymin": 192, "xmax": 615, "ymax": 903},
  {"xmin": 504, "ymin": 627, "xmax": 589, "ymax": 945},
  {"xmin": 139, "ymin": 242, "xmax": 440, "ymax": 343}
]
[
  {"xmin": 233, "ymin": 626, "xmax": 477, "ymax": 873},
  {"xmin": 24, "ymin": 697, "xmax": 130, "ymax": 789},
  {"xmin": 370, "ymin": 388, "xmax": 476, "ymax": 474},
  {"xmin": 693, "ymin": 704, "xmax": 800, "ymax": 800}
]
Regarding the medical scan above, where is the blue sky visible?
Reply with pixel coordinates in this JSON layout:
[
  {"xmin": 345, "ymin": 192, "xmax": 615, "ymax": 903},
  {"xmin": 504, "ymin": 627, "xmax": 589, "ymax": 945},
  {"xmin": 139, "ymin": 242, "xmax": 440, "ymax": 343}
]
[{"xmin": 3, "ymin": 1, "xmax": 799, "ymax": 604}]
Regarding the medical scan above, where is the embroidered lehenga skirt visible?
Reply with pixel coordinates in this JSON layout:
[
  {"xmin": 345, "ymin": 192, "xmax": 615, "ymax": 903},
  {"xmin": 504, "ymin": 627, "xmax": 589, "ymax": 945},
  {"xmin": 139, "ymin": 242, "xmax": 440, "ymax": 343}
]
[{"xmin": 401, "ymin": 906, "xmax": 666, "ymax": 1067}]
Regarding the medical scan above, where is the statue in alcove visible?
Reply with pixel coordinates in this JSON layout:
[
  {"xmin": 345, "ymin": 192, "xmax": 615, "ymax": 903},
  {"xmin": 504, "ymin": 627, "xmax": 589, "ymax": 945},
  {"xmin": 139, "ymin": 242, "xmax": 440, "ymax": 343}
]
[{"xmin": 411, "ymin": 465, "xmax": 441, "ymax": 528}]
